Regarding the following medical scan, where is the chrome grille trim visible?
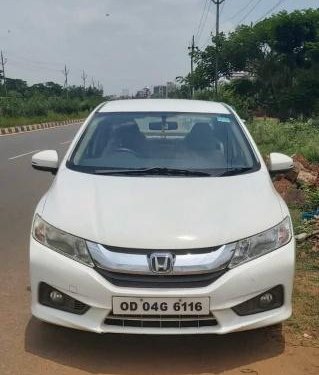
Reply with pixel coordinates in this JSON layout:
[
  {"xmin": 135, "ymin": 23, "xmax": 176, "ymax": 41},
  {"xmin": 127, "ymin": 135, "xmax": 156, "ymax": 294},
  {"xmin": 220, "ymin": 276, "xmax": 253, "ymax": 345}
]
[{"xmin": 87, "ymin": 242, "xmax": 235, "ymax": 275}]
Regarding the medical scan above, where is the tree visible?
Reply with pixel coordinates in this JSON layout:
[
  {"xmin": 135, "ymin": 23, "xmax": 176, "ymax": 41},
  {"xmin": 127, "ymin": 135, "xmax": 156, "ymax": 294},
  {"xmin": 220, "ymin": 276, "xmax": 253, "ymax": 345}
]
[{"xmin": 187, "ymin": 9, "xmax": 319, "ymax": 119}]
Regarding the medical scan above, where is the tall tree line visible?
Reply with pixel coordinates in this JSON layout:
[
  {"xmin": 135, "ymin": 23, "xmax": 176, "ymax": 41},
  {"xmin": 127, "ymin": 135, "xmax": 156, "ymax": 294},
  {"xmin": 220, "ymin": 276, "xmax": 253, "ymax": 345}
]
[{"xmin": 178, "ymin": 9, "xmax": 319, "ymax": 120}]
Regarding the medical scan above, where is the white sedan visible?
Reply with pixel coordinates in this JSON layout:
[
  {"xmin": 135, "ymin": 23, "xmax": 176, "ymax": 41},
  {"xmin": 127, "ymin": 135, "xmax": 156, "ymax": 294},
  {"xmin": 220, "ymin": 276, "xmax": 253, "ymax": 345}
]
[{"xmin": 30, "ymin": 99, "xmax": 295, "ymax": 334}]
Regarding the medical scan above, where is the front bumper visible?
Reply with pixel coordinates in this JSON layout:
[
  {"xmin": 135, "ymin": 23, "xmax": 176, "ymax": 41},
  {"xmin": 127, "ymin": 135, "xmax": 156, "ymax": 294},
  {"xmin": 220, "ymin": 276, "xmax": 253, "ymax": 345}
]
[{"xmin": 30, "ymin": 237, "xmax": 295, "ymax": 334}]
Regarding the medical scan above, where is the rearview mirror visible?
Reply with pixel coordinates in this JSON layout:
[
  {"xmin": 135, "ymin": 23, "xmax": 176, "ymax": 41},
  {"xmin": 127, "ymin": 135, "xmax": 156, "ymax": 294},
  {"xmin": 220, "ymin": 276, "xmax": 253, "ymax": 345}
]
[
  {"xmin": 268, "ymin": 152, "xmax": 293, "ymax": 173},
  {"xmin": 32, "ymin": 150, "xmax": 59, "ymax": 174},
  {"xmin": 149, "ymin": 122, "xmax": 178, "ymax": 131}
]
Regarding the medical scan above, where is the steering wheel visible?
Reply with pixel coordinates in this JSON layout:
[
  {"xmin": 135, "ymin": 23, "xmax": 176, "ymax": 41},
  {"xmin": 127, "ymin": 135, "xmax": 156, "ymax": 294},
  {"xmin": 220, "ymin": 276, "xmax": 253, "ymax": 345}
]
[{"xmin": 113, "ymin": 147, "xmax": 139, "ymax": 157}]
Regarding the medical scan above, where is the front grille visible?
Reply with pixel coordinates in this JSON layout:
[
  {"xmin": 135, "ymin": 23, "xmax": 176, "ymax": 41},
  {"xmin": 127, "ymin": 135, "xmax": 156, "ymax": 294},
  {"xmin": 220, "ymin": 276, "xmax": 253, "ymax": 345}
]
[
  {"xmin": 105, "ymin": 314, "xmax": 218, "ymax": 328},
  {"xmin": 96, "ymin": 268, "xmax": 227, "ymax": 288}
]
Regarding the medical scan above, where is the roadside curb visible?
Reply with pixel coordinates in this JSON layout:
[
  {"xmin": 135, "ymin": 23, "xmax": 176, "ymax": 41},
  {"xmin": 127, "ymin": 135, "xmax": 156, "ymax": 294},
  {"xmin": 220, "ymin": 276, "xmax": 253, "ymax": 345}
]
[{"xmin": 0, "ymin": 118, "xmax": 85, "ymax": 136}]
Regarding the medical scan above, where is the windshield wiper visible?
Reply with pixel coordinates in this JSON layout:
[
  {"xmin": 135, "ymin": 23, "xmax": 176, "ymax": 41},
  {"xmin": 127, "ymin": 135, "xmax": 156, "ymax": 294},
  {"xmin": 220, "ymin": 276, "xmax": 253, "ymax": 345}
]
[
  {"xmin": 218, "ymin": 167, "xmax": 253, "ymax": 177},
  {"xmin": 92, "ymin": 167, "xmax": 211, "ymax": 177}
]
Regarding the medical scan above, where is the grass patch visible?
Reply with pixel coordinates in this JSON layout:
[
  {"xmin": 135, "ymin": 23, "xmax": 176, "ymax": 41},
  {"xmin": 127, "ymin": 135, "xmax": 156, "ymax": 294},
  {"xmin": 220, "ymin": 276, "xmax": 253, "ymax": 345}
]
[
  {"xmin": 284, "ymin": 208, "xmax": 319, "ymax": 345},
  {"xmin": 0, "ymin": 111, "xmax": 89, "ymax": 128},
  {"xmin": 247, "ymin": 118, "xmax": 319, "ymax": 162},
  {"xmin": 285, "ymin": 267, "xmax": 319, "ymax": 346},
  {"xmin": 248, "ymin": 117, "xmax": 319, "ymax": 345}
]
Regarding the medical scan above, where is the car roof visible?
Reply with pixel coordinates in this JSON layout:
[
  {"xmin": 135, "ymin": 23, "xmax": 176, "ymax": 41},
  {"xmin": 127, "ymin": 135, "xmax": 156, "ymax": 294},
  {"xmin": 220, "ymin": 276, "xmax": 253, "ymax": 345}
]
[{"xmin": 98, "ymin": 99, "xmax": 231, "ymax": 114}]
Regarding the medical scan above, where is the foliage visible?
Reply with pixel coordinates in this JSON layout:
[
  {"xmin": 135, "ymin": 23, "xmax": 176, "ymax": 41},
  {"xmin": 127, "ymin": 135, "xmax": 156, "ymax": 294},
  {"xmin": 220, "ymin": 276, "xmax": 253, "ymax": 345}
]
[
  {"xmin": 301, "ymin": 184, "xmax": 319, "ymax": 210},
  {"xmin": 181, "ymin": 9, "xmax": 319, "ymax": 120},
  {"xmin": 0, "ymin": 79, "xmax": 105, "ymax": 127},
  {"xmin": 247, "ymin": 118, "xmax": 319, "ymax": 162},
  {"xmin": 0, "ymin": 111, "xmax": 90, "ymax": 128}
]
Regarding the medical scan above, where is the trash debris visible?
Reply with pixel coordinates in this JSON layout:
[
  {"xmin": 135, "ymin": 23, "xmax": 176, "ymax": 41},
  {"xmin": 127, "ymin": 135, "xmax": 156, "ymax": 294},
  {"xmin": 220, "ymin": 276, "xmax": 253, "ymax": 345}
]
[
  {"xmin": 295, "ymin": 230, "xmax": 319, "ymax": 243},
  {"xmin": 240, "ymin": 369, "xmax": 259, "ymax": 374},
  {"xmin": 303, "ymin": 333, "xmax": 313, "ymax": 339},
  {"xmin": 295, "ymin": 233, "xmax": 308, "ymax": 242},
  {"xmin": 301, "ymin": 208, "xmax": 319, "ymax": 221}
]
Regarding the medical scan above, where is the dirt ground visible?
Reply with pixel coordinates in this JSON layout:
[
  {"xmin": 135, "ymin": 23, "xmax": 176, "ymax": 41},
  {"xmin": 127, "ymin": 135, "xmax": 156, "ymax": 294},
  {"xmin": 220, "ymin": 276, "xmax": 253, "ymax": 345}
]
[{"xmin": 1, "ymin": 311, "xmax": 319, "ymax": 375}]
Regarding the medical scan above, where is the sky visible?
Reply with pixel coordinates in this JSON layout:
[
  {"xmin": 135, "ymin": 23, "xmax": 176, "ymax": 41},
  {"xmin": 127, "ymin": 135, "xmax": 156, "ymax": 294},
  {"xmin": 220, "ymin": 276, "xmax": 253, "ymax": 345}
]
[{"xmin": 0, "ymin": 0, "xmax": 317, "ymax": 95}]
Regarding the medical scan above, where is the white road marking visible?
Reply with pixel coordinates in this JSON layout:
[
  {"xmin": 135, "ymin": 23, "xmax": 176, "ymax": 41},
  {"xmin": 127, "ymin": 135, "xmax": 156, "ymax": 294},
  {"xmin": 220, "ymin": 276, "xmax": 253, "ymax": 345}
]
[
  {"xmin": 60, "ymin": 140, "xmax": 72, "ymax": 145},
  {"xmin": 8, "ymin": 149, "xmax": 41, "ymax": 161}
]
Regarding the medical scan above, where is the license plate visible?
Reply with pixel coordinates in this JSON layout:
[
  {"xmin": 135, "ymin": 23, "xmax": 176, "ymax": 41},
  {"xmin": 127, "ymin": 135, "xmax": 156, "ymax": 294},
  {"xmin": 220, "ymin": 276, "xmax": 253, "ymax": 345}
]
[{"xmin": 112, "ymin": 297, "xmax": 210, "ymax": 315}]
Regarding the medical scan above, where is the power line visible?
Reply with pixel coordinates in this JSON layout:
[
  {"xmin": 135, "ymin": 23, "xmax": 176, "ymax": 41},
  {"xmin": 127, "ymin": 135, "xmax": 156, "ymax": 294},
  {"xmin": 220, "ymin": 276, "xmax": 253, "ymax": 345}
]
[
  {"xmin": 220, "ymin": 0, "xmax": 226, "ymax": 15},
  {"xmin": 224, "ymin": 0, "xmax": 255, "ymax": 23},
  {"xmin": 9, "ymin": 57, "xmax": 61, "ymax": 73},
  {"xmin": 2, "ymin": 52, "xmax": 104, "ymax": 90},
  {"xmin": 196, "ymin": 0, "xmax": 213, "ymax": 45},
  {"xmin": 4, "ymin": 51, "xmax": 62, "ymax": 69},
  {"xmin": 195, "ymin": 0, "xmax": 209, "ymax": 42},
  {"xmin": 203, "ymin": 32, "xmax": 213, "ymax": 48},
  {"xmin": 255, "ymin": 0, "xmax": 286, "ymax": 23},
  {"xmin": 238, "ymin": 0, "xmax": 262, "ymax": 25}
]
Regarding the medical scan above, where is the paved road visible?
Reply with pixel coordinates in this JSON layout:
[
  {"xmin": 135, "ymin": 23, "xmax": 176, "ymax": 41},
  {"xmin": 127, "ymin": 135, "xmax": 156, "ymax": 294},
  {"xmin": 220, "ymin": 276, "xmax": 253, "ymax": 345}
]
[{"xmin": 0, "ymin": 125, "xmax": 318, "ymax": 375}]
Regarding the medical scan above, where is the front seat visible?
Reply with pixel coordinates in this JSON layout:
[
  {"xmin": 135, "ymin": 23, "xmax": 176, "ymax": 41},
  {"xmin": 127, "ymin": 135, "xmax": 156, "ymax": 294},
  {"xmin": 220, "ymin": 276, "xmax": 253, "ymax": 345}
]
[
  {"xmin": 185, "ymin": 122, "xmax": 226, "ymax": 167},
  {"xmin": 112, "ymin": 123, "xmax": 147, "ymax": 155},
  {"xmin": 185, "ymin": 122, "xmax": 220, "ymax": 151}
]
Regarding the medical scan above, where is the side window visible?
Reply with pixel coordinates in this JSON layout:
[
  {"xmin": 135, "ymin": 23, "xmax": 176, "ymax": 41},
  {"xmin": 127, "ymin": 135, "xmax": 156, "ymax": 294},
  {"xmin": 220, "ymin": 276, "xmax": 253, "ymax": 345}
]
[
  {"xmin": 73, "ymin": 120, "xmax": 99, "ymax": 164},
  {"xmin": 227, "ymin": 123, "xmax": 254, "ymax": 167}
]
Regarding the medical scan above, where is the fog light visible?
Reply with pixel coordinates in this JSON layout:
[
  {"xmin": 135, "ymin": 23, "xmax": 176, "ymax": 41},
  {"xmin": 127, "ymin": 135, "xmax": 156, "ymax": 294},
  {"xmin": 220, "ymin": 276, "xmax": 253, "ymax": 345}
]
[
  {"xmin": 39, "ymin": 282, "xmax": 90, "ymax": 315},
  {"xmin": 49, "ymin": 290, "xmax": 64, "ymax": 304},
  {"xmin": 232, "ymin": 285, "xmax": 284, "ymax": 316},
  {"xmin": 259, "ymin": 292, "xmax": 274, "ymax": 307}
]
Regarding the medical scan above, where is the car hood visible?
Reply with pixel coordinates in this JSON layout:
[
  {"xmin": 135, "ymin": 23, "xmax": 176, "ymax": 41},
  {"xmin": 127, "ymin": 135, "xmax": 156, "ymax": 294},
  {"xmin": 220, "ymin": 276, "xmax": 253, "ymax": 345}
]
[{"xmin": 41, "ymin": 168, "xmax": 284, "ymax": 249}]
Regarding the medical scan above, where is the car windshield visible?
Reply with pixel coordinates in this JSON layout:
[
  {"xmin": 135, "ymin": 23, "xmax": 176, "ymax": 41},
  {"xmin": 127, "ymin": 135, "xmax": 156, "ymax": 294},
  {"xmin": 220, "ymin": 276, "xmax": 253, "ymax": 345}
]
[{"xmin": 67, "ymin": 111, "xmax": 259, "ymax": 176}]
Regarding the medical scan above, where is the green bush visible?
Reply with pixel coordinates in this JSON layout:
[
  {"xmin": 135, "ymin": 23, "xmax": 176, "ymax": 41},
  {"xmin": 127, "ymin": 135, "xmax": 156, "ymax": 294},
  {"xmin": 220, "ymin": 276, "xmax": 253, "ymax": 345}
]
[
  {"xmin": 248, "ymin": 119, "xmax": 319, "ymax": 162},
  {"xmin": 24, "ymin": 99, "xmax": 48, "ymax": 116}
]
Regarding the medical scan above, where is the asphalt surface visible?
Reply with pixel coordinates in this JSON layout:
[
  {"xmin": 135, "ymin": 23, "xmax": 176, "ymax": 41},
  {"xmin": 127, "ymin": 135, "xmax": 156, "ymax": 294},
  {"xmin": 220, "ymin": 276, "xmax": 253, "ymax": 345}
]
[{"xmin": 0, "ymin": 124, "xmax": 318, "ymax": 375}]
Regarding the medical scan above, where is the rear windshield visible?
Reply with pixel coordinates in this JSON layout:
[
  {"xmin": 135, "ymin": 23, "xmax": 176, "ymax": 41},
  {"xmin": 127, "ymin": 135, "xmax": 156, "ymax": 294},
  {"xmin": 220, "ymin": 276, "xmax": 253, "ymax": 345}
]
[{"xmin": 67, "ymin": 111, "xmax": 260, "ymax": 176}]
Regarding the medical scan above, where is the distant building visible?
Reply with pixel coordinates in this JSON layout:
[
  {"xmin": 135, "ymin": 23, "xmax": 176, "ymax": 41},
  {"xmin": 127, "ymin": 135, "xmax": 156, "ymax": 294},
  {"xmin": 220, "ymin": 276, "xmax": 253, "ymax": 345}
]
[
  {"xmin": 153, "ymin": 85, "xmax": 167, "ymax": 98},
  {"xmin": 166, "ymin": 81, "xmax": 176, "ymax": 95},
  {"xmin": 230, "ymin": 71, "xmax": 250, "ymax": 80},
  {"xmin": 135, "ymin": 87, "xmax": 151, "ymax": 98}
]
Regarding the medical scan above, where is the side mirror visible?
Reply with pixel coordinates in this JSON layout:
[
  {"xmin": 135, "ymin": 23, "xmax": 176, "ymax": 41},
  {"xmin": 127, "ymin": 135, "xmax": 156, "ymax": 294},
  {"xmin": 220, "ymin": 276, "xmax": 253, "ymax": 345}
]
[
  {"xmin": 32, "ymin": 150, "xmax": 59, "ymax": 174},
  {"xmin": 268, "ymin": 152, "xmax": 293, "ymax": 173}
]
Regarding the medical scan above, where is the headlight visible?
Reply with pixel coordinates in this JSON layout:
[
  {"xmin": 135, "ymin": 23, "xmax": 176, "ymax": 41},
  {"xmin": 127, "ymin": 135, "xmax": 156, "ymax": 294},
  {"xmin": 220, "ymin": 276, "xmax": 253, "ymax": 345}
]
[
  {"xmin": 229, "ymin": 216, "xmax": 292, "ymax": 268},
  {"xmin": 32, "ymin": 215, "xmax": 94, "ymax": 267}
]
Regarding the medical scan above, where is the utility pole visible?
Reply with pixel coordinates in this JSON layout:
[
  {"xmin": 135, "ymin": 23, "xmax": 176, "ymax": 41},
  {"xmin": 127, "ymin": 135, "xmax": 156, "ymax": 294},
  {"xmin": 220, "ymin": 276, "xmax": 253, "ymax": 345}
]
[
  {"xmin": 1, "ymin": 50, "xmax": 8, "ymax": 97},
  {"xmin": 188, "ymin": 35, "xmax": 196, "ymax": 98},
  {"xmin": 212, "ymin": 0, "xmax": 225, "ymax": 98},
  {"xmin": 81, "ymin": 70, "xmax": 88, "ymax": 89},
  {"xmin": 62, "ymin": 64, "xmax": 70, "ymax": 98},
  {"xmin": 97, "ymin": 81, "xmax": 103, "ymax": 92}
]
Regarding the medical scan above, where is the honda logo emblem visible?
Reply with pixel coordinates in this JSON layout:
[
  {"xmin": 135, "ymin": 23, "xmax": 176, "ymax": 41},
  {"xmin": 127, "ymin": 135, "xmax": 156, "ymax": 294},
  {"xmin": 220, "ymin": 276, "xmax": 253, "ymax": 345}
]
[{"xmin": 148, "ymin": 253, "xmax": 175, "ymax": 274}]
